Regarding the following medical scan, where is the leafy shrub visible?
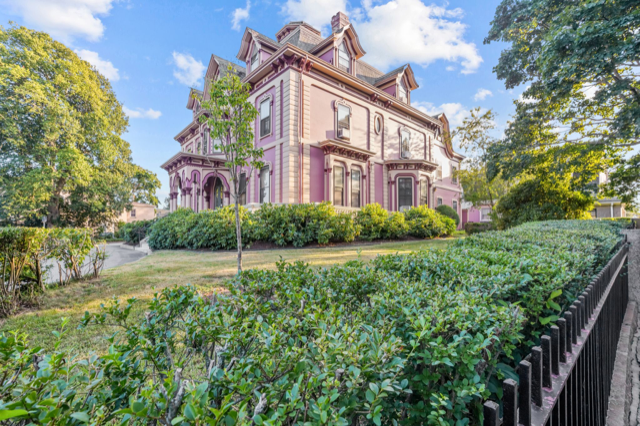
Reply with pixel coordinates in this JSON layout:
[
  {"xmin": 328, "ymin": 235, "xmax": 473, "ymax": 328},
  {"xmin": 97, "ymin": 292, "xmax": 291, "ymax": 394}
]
[
  {"xmin": 464, "ymin": 221, "xmax": 494, "ymax": 235},
  {"xmin": 383, "ymin": 212, "xmax": 409, "ymax": 239},
  {"xmin": 0, "ymin": 227, "xmax": 97, "ymax": 317},
  {"xmin": 0, "ymin": 220, "xmax": 626, "ymax": 424},
  {"xmin": 404, "ymin": 205, "xmax": 456, "ymax": 238},
  {"xmin": 435, "ymin": 204, "xmax": 460, "ymax": 226},
  {"xmin": 356, "ymin": 203, "xmax": 390, "ymax": 241},
  {"xmin": 120, "ymin": 220, "xmax": 154, "ymax": 244}
]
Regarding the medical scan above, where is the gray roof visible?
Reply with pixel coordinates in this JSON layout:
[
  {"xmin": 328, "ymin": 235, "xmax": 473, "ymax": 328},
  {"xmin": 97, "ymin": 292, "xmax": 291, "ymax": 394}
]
[
  {"xmin": 214, "ymin": 55, "xmax": 246, "ymax": 78},
  {"xmin": 373, "ymin": 64, "xmax": 408, "ymax": 85},
  {"xmin": 248, "ymin": 28, "xmax": 282, "ymax": 49}
]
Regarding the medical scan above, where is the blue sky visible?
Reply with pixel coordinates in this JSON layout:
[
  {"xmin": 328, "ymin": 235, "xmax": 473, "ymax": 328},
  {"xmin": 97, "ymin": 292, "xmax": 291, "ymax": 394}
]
[{"xmin": 0, "ymin": 0, "xmax": 523, "ymax": 203}]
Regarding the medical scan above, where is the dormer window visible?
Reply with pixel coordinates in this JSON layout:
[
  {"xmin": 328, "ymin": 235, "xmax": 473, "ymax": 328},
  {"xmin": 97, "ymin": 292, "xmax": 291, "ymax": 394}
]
[
  {"xmin": 338, "ymin": 42, "xmax": 350, "ymax": 73},
  {"xmin": 398, "ymin": 79, "xmax": 408, "ymax": 103},
  {"xmin": 251, "ymin": 51, "xmax": 259, "ymax": 73}
]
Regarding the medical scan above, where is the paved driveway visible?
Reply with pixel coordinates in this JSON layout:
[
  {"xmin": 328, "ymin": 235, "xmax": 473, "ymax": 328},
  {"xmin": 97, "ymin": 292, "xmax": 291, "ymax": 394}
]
[{"xmin": 44, "ymin": 243, "xmax": 147, "ymax": 284}]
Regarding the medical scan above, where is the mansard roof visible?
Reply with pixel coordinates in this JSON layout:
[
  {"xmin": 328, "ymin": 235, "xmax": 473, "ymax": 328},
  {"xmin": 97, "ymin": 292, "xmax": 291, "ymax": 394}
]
[
  {"xmin": 277, "ymin": 24, "xmax": 324, "ymax": 52},
  {"xmin": 276, "ymin": 21, "xmax": 321, "ymax": 42},
  {"xmin": 236, "ymin": 27, "xmax": 282, "ymax": 61},
  {"xmin": 202, "ymin": 55, "xmax": 246, "ymax": 100}
]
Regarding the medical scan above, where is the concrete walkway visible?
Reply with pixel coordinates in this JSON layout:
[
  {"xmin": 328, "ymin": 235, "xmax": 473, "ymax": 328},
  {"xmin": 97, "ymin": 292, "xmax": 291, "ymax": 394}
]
[
  {"xmin": 622, "ymin": 230, "xmax": 640, "ymax": 425},
  {"xmin": 44, "ymin": 242, "xmax": 147, "ymax": 284}
]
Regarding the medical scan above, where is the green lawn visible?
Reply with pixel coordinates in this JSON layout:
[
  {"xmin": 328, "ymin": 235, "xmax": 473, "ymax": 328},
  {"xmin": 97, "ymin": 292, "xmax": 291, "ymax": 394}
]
[{"xmin": 0, "ymin": 237, "xmax": 461, "ymax": 355}]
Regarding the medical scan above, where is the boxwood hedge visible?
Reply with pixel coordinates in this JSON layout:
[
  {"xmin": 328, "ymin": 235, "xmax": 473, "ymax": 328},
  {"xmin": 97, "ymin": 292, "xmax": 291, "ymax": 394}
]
[{"xmin": 0, "ymin": 220, "xmax": 626, "ymax": 425}]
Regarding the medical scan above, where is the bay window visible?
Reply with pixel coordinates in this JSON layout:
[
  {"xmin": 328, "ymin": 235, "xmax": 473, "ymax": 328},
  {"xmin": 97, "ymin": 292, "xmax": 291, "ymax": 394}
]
[
  {"xmin": 334, "ymin": 166, "xmax": 345, "ymax": 206},
  {"xmin": 351, "ymin": 169, "xmax": 361, "ymax": 208},
  {"xmin": 398, "ymin": 177, "xmax": 413, "ymax": 211}
]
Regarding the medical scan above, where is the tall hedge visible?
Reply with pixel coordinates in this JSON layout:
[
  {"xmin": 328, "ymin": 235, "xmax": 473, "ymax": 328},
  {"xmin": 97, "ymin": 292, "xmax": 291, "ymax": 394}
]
[{"xmin": 1, "ymin": 219, "xmax": 625, "ymax": 425}]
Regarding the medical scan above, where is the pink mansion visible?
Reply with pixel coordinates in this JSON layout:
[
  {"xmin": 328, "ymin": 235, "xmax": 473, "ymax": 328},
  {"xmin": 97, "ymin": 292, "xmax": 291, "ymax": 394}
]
[{"xmin": 161, "ymin": 12, "xmax": 464, "ymax": 215}]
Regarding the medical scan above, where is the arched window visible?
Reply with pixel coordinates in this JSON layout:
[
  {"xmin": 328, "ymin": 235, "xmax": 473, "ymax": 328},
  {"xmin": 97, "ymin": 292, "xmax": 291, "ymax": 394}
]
[
  {"xmin": 401, "ymin": 130, "xmax": 411, "ymax": 158},
  {"xmin": 338, "ymin": 42, "xmax": 350, "ymax": 73}
]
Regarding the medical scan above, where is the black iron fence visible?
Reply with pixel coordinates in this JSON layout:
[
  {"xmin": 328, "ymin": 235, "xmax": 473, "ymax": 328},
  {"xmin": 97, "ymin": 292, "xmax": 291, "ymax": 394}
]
[{"xmin": 483, "ymin": 237, "xmax": 630, "ymax": 426}]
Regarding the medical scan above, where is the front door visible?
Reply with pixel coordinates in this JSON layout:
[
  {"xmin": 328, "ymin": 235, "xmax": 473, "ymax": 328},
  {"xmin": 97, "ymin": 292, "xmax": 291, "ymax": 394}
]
[{"xmin": 213, "ymin": 178, "xmax": 224, "ymax": 209}]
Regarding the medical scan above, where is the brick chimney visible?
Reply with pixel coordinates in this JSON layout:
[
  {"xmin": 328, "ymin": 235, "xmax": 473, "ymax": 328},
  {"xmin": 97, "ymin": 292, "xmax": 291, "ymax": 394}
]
[{"xmin": 331, "ymin": 12, "xmax": 350, "ymax": 33}]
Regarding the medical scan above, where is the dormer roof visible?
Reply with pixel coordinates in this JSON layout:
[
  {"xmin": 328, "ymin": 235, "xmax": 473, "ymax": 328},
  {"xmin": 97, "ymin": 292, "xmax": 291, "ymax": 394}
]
[
  {"xmin": 374, "ymin": 64, "xmax": 419, "ymax": 90},
  {"xmin": 236, "ymin": 27, "xmax": 282, "ymax": 62},
  {"xmin": 309, "ymin": 24, "xmax": 366, "ymax": 59},
  {"xmin": 202, "ymin": 55, "xmax": 246, "ymax": 100},
  {"xmin": 186, "ymin": 88, "xmax": 202, "ymax": 109}
]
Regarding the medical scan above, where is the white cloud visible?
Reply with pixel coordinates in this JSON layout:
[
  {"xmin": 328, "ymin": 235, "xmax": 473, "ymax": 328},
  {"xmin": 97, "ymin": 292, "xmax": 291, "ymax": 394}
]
[
  {"xmin": 281, "ymin": 0, "xmax": 481, "ymax": 74},
  {"xmin": 75, "ymin": 49, "xmax": 119, "ymax": 81},
  {"xmin": 473, "ymin": 88, "xmax": 493, "ymax": 101},
  {"xmin": 413, "ymin": 101, "xmax": 469, "ymax": 128},
  {"xmin": 171, "ymin": 52, "xmax": 206, "ymax": 87},
  {"xmin": 281, "ymin": 0, "xmax": 348, "ymax": 33},
  {"xmin": 232, "ymin": 1, "xmax": 251, "ymax": 31},
  {"xmin": 123, "ymin": 106, "xmax": 162, "ymax": 120},
  {"xmin": 356, "ymin": 0, "xmax": 482, "ymax": 74},
  {"xmin": 0, "ymin": 0, "xmax": 115, "ymax": 42}
]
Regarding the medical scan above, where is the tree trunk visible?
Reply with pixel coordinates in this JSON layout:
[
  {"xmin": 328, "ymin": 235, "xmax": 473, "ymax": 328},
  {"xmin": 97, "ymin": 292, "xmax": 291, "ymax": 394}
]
[
  {"xmin": 47, "ymin": 197, "xmax": 60, "ymax": 228},
  {"xmin": 234, "ymin": 199, "xmax": 242, "ymax": 274}
]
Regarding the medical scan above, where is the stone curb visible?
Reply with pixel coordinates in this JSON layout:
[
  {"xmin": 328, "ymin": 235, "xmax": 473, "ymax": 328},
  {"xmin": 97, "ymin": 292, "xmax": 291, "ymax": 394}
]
[{"xmin": 607, "ymin": 301, "xmax": 637, "ymax": 426}]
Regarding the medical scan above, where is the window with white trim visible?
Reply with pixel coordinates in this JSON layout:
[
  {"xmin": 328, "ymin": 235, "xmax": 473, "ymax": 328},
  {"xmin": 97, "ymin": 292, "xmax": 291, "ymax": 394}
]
[
  {"xmin": 338, "ymin": 42, "xmax": 350, "ymax": 73},
  {"xmin": 401, "ymin": 130, "xmax": 411, "ymax": 158},
  {"xmin": 420, "ymin": 179, "xmax": 428, "ymax": 206},
  {"xmin": 239, "ymin": 173, "xmax": 247, "ymax": 205},
  {"xmin": 398, "ymin": 177, "xmax": 413, "ymax": 211},
  {"xmin": 480, "ymin": 208, "xmax": 491, "ymax": 222},
  {"xmin": 131, "ymin": 209, "xmax": 136, "ymax": 218},
  {"xmin": 337, "ymin": 104, "xmax": 350, "ymax": 139},
  {"xmin": 334, "ymin": 166, "xmax": 345, "ymax": 206},
  {"xmin": 374, "ymin": 115, "xmax": 382, "ymax": 134},
  {"xmin": 398, "ymin": 79, "xmax": 408, "ymax": 103},
  {"xmin": 437, "ymin": 197, "xmax": 443, "ymax": 207},
  {"xmin": 351, "ymin": 169, "xmax": 361, "ymax": 208},
  {"xmin": 260, "ymin": 99, "xmax": 271, "ymax": 137},
  {"xmin": 260, "ymin": 166, "xmax": 270, "ymax": 203},
  {"xmin": 251, "ymin": 51, "xmax": 259, "ymax": 73},
  {"xmin": 452, "ymin": 200, "xmax": 458, "ymax": 212},
  {"xmin": 203, "ymin": 133, "xmax": 208, "ymax": 155},
  {"xmin": 451, "ymin": 165, "xmax": 458, "ymax": 184}
]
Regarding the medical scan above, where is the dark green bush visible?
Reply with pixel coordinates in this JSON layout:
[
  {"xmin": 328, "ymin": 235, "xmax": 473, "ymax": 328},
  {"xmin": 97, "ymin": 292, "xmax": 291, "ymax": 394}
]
[
  {"xmin": 405, "ymin": 205, "xmax": 456, "ymax": 238},
  {"xmin": 435, "ymin": 204, "xmax": 460, "ymax": 226},
  {"xmin": 355, "ymin": 203, "xmax": 389, "ymax": 241},
  {"xmin": 464, "ymin": 221, "xmax": 494, "ymax": 235},
  {"xmin": 120, "ymin": 220, "xmax": 154, "ymax": 244},
  {"xmin": 0, "ymin": 220, "xmax": 626, "ymax": 424}
]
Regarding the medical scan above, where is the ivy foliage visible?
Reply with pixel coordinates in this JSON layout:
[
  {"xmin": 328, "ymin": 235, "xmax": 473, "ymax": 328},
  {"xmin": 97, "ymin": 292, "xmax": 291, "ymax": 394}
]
[{"xmin": 0, "ymin": 220, "xmax": 626, "ymax": 425}]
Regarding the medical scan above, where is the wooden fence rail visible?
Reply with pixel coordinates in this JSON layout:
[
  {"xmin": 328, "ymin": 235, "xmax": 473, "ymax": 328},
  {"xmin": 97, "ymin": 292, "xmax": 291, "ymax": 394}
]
[{"xmin": 483, "ymin": 237, "xmax": 629, "ymax": 426}]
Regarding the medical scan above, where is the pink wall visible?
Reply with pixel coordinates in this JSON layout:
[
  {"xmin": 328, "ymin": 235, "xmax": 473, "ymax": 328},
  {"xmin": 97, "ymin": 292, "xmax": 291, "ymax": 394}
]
[
  {"xmin": 375, "ymin": 163, "xmax": 384, "ymax": 205},
  {"xmin": 467, "ymin": 207, "xmax": 481, "ymax": 223},
  {"xmin": 255, "ymin": 86, "xmax": 277, "ymax": 147},
  {"xmin": 260, "ymin": 50, "xmax": 271, "ymax": 63},
  {"xmin": 309, "ymin": 86, "xmax": 369, "ymax": 148},
  {"xmin": 383, "ymin": 85, "xmax": 395, "ymax": 97},
  {"xmin": 310, "ymin": 146, "xmax": 325, "ymax": 202},
  {"xmin": 385, "ymin": 121, "xmax": 425, "ymax": 160},
  {"xmin": 319, "ymin": 49, "xmax": 333, "ymax": 65}
]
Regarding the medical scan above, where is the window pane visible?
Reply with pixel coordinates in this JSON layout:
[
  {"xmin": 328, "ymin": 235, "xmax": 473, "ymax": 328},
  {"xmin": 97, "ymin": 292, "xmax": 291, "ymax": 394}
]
[
  {"xmin": 452, "ymin": 166, "xmax": 457, "ymax": 184},
  {"xmin": 420, "ymin": 179, "xmax": 428, "ymax": 205},
  {"xmin": 398, "ymin": 178, "xmax": 412, "ymax": 210},
  {"xmin": 334, "ymin": 166, "xmax": 344, "ymax": 206},
  {"xmin": 338, "ymin": 105, "xmax": 350, "ymax": 129},
  {"xmin": 437, "ymin": 198, "xmax": 443, "ymax": 207},
  {"xmin": 401, "ymin": 131, "xmax": 410, "ymax": 157},
  {"xmin": 351, "ymin": 170, "xmax": 361, "ymax": 208},
  {"xmin": 453, "ymin": 200, "xmax": 457, "ymax": 211},
  {"xmin": 260, "ymin": 167, "xmax": 270, "ymax": 203},
  {"xmin": 260, "ymin": 100, "xmax": 271, "ymax": 137},
  {"xmin": 251, "ymin": 51, "xmax": 259, "ymax": 71},
  {"xmin": 338, "ymin": 43, "xmax": 350, "ymax": 72}
]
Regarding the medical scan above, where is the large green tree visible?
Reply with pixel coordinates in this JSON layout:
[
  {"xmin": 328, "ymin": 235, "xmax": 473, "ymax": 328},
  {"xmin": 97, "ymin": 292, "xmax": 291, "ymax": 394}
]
[
  {"xmin": 485, "ymin": 0, "xmax": 639, "ymax": 204},
  {"xmin": 0, "ymin": 25, "xmax": 159, "ymax": 227},
  {"xmin": 449, "ymin": 108, "xmax": 511, "ymax": 209},
  {"xmin": 199, "ymin": 66, "xmax": 263, "ymax": 273}
]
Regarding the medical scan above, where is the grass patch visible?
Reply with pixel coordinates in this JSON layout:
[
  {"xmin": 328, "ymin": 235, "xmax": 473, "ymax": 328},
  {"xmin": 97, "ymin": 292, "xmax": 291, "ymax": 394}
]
[{"xmin": 0, "ymin": 237, "xmax": 459, "ymax": 355}]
